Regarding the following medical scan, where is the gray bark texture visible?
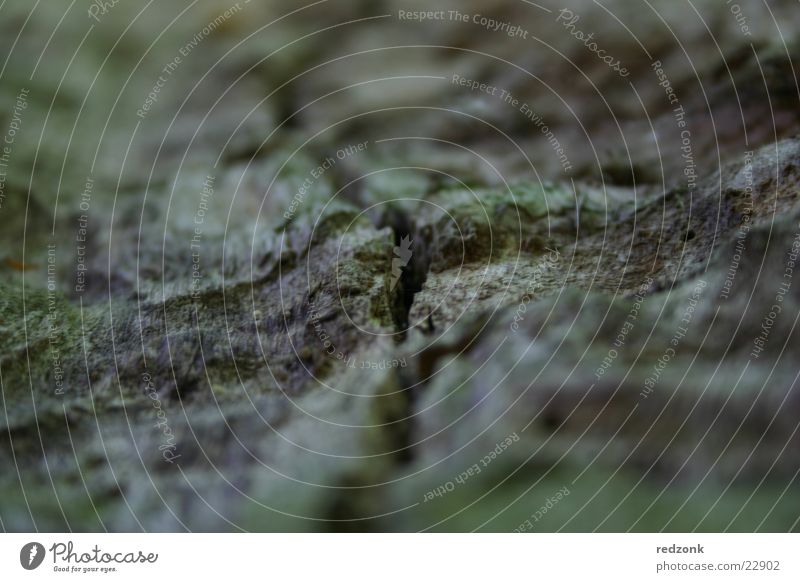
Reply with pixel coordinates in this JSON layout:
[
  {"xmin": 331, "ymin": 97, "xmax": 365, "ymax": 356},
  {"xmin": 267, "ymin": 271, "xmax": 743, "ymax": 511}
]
[{"xmin": 1, "ymin": 0, "xmax": 800, "ymax": 531}]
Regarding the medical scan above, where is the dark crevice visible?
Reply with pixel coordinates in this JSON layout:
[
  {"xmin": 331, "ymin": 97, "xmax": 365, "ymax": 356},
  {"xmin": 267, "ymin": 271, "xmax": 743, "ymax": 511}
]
[
  {"xmin": 322, "ymin": 206, "xmax": 434, "ymax": 526},
  {"xmin": 380, "ymin": 204, "xmax": 430, "ymax": 467},
  {"xmin": 378, "ymin": 205, "xmax": 430, "ymax": 338}
]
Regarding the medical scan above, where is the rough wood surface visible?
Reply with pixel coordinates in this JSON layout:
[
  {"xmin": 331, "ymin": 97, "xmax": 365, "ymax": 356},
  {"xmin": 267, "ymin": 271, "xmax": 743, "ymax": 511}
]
[{"xmin": 1, "ymin": 0, "xmax": 800, "ymax": 531}]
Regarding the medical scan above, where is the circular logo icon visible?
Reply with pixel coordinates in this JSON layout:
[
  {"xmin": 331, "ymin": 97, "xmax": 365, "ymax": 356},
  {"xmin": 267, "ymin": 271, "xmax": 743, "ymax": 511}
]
[{"xmin": 20, "ymin": 542, "xmax": 46, "ymax": 570}]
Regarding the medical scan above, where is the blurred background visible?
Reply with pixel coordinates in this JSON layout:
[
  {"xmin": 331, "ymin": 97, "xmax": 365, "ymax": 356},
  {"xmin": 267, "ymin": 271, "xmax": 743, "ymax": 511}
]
[{"xmin": 1, "ymin": 0, "xmax": 799, "ymax": 531}]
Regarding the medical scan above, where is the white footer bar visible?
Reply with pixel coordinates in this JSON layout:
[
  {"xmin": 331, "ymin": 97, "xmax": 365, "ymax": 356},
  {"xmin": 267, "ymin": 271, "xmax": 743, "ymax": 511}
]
[{"xmin": 1, "ymin": 534, "xmax": 796, "ymax": 580}]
